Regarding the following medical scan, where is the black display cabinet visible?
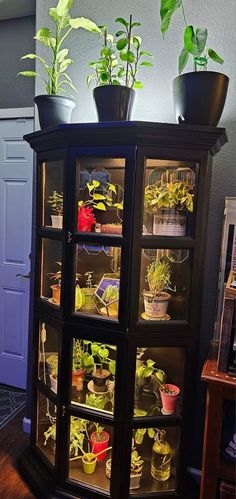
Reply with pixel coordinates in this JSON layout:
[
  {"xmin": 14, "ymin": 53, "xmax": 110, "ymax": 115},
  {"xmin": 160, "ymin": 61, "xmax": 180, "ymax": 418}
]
[{"xmin": 19, "ymin": 122, "xmax": 227, "ymax": 499}]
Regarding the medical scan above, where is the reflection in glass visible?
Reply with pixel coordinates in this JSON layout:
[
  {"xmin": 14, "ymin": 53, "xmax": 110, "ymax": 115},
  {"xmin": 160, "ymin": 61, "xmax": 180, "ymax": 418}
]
[
  {"xmin": 37, "ymin": 391, "xmax": 57, "ymax": 465},
  {"xmin": 130, "ymin": 426, "xmax": 179, "ymax": 494},
  {"xmin": 40, "ymin": 239, "xmax": 62, "ymax": 306},
  {"xmin": 134, "ymin": 347, "xmax": 184, "ymax": 417},
  {"xmin": 143, "ymin": 159, "xmax": 196, "ymax": 237},
  {"xmin": 69, "ymin": 416, "xmax": 113, "ymax": 493},
  {"xmin": 139, "ymin": 248, "xmax": 191, "ymax": 320},
  {"xmin": 75, "ymin": 244, "xmax": 121, "ymax": 320},
  {"xmin": 38, "ymin": 322, "xmax": 59, "ymax": 394},
  {"xmin": 76, "ymin": 158, "xmax": 125, "ymax": 235},
  {"xmin": 71, "ymin": 339, "xmax": 116, "ymax": 415},
  {"xmin": 41, "ymin": 160, "xmax": 63, "ymax": 229}
]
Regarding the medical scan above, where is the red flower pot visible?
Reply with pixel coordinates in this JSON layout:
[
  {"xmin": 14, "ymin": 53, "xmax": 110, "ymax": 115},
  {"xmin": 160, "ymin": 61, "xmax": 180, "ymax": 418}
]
[
  {"xmin": 160, "ymin": 384, "xmax": 180, "ymax": 415},
  {"xmin": 90, "ymin": 430, "xmax": 110, "ymax": 461},
  {"xmin": 77, "ymin": 206, "xmax": 96, "ymax": 232}
]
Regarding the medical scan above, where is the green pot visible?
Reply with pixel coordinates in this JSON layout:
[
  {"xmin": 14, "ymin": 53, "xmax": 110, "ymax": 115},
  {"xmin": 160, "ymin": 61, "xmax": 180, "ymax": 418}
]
[{"xmin": 82, "ymin": 454, "xmax": 97, "ymax": 474}]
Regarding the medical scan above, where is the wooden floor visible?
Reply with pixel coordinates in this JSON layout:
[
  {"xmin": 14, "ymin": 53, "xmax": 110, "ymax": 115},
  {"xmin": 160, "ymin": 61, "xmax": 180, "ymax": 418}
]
[{"xmin": 0, "ymin": 409, "xmax": 35, "ymax": 498}]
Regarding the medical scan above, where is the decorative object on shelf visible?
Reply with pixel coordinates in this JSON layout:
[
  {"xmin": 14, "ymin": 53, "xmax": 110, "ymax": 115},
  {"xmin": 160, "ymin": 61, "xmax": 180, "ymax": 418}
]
[
  {"xmin": 88, "ymin": 17, "xmax": 153, "ymax": 121},
  {"xmin": 95, "ymin": 276, "xmax": 120, "ymax": 318},
  {"xmin": 143, "ymin": 259, "xmax": 172, "ymax": 319},
  {"xmin": 75, "ymin": 284, "xmax": 85, "ymax": 310},
  {"xmin": 47, "ymin": 190, "xmax": 63, "ymax": 228},
  {"xmin": 80, "ymin": 272, "xmax": 97, "ymax": 312},
  {"xmin": 151, "ymin": 429, "xmax": 172, "ymax": 481},
  {"xmin": 78, "ymin": 180, "xmax": 123, "ymax": 233},
  {"xmin": 159, "ymin": 383, "xmax": 180, "ymax": 415},
  {"xmin": 144, "ymin": 180, "xmax": 193, "ymax": 236},
  {"xmin": 90, "ymin": 424, "xmax": 110, "ymax": 462},
  {"xmin": 48, "ymin": 261, "xmax": 62, "ymax": 305},
  {"xmin": 160, "ymin": 0, "xmax": 229, "ymax": 125},
  {"xmin": 101, "ymin": 223, "xmax": 122, "ymax": 234},
  {"xmin": 18, "ymin": 0, "xmax": 100, "ymax": 128}
]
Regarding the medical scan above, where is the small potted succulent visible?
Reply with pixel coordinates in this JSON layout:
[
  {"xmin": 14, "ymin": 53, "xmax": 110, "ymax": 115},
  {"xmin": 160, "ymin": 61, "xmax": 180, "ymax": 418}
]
[
  {"xmin": 159, "ymin": 383, "xmax": 180, "ymax": 415},
  {"xmin": 106, "ymin": 447, "xmax": 144, "ymax": 489},
  {"xmin": 48, "ymin": 261, "xmax": 62, "ymax": 305},
  {"xmin": 78, "ymin": 180, "xmax": 123, "ymax": 234},
  {"xmin": 47, "ymin": 190, "xmax": 63, "ymax": 228},
  {"xmin": 144, "ymin": 180, "xmax": 193, "ymax": 236},
  {"xmin": 18, "ymin": 0, "xmax": 100, "ymax": 128},
  {"xmin": 91, "ymin": 342, "xmax": 116, "ymax": 393},
  {"xmin": 160, "ymin": 0, "xmax": 229, "ymax": 125},
  {"xmin": 88, "ymin": 16, "xmax": 153, "ymax": 121},
  {"xmin": 90, "ymin": 423, "xmax": 110, "ymax": 462},
  {"xmin": 143, "ymin": 259, "xmax": 172, "ymax": 319}
]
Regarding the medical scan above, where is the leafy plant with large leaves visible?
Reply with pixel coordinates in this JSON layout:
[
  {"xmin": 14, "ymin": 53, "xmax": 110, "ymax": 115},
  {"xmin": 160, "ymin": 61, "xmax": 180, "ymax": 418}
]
[
  {"xmin": 160, "ymin": 0, "xmax": 224, "ymax": 74},
  {"xmin": 18, "ymin": 0, "xmax": 100, "ymax": 95}
]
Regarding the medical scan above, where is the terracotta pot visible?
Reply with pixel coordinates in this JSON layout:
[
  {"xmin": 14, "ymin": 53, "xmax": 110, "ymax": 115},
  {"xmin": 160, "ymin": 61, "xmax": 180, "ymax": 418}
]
[
  {"xmin": 153, "ymin": 209, "xmax": 186, "ymax": 236},
  {"xmin": 90, "ymin": 430, "xmax": 110, "ymax": 461},
  {"xmin": 51, "ymin": 215, "xmax": 63, "ymax": 229},
  {"xmin": 143, "ymin": 291, "xmax": 170, "ymax": 318},
  {"xmin": 72, "ymin": 369, "xmax": 85, "ymax": 391},
  {"xmin": 50, "ymin": 284, "xmax": 61, "ymax": 305},
  {"xmin": 160, "ymin": 384, "xmax": 180, "ymax": 415}
]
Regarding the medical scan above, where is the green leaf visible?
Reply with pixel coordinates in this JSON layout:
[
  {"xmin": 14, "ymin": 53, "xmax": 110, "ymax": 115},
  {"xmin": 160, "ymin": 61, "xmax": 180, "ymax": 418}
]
[
  {"xmin": 107, "ymin": 183, "xmax": 117, "ymax": 194},
  {"xmin": 132, "ymin": 36, "xmax": 141, "ymax": 49},
  {"xmin": 120, "ymin": 50, "xmax": 128, "ymax": 62},
  {"xmin": 87, "ymin": 182, "xmax": 95, "ymax": 193},
  {"xmin": 17, "ymin": 71, "xmax": 39, "ymax": 78},
  {"xmin": 87, "ymin": 74, "xmax": 94, "ymax": 87},
  {"xmin": 131, "ymin": 22, "xmax": 141, "ymax": 27},
  {"xmin": 132, "ymin": 81, "xmax": 144, "ymax": 88},
  {"xmin": 160, "ymin": 0, "xmax": 182, "ymax": 36},
  {"xmin": 100, "ymin": 72, "xmax": 109, "ymax": 82},
  {"xmin": 112, "ymin": 79, "xmax": 121, "ymax": 85},
  {"xmin": 116, "ymin": 37, "xmax": 128, "ymax": 50},
  {"xmin": 56, "ymin": 0, "xmax": 73, "ymax": 17},
  {"xmin": 127, "ymin": 50, "xmax": 135, "ymax": 63},
  {"xmin": 99, "ymin": 347, "xmax": 109, "ymax": 359},
  {"xmin": 140, "ymin": 50, "xmax": 153, "ymax": 57},
  {"xmin": 115, "ymin": 30, "xmax": 125, "ymax": 37},
  {"xmin": 34, "ymin": 28, "xmax": 52, "ymax": 47},
  {"xmin": 59, "ymin": 58, "xmax": 74, "ymax": 72},
  {"xmin": 69, "ymin": 17, "xmax": 100, "ymax": 33},
  {"xmin": 184, "ymin": 26, "xmax": 207, "ymax": 56},
  {"xmin": 140, "ymin": 61, "xmax": 153, "ymax": 67},
  {"xmin": 148, "ymin": 428, "xmax": 155, "ymax": 439},
  {"xmin": 21, "ymin": 53, "xmax": 46, "ymax": 64},
  {"xmin": 178, "ymin": 46, "xmax": 189, "ymax": 74},
  {"xmin": 115, "ymin": 17, "xmax": 128, "ymax": 27},
  {"xmin": 195, "ymin": 28, "xmax": 208, "ymax": 54},
  {"xmin": 94, "ymin": 202, "xmax": 106, "ymax": 211},
  {"xmin": 101, "ymin": 47, "xmax": 110, "ymax": 58},
  {"xmin": 92, "ymin": 193, "xmax": 106, "ymax": 200},
  {"xmin": 208, "ymin": 48, "xmax": 224, "ymax": 65},
  {"xmin": 113, "ymin": 202, "xmax": 123, "ymax": 209},
  {"xmin": 143, "ymin": 367, "xmax": 153, "ymax": 377},
  {"xmin": 57, "ymin": 49, "xmax": 69, "ymax": 63},
  {"xmin": 92, "ymin": 180, "xmax": 100, "ymax": 188},
  {"xmin": 109, "ymin": 360, "xmax": 116, "ymax": 375}
]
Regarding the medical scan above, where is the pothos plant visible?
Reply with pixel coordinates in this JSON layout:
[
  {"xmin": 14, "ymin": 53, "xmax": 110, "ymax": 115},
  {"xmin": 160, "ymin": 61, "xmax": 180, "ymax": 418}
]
[
  {"xmin": 18, "ymin": 0, "xmax": 100, "ymax": 95},
  {"xmin": 160, "ymin": 0, "xmax": 224, "ymax": 74},
  {"xmin": 87, "ymin": 16, "xmax": 153, "ymax": 89},
  {"xmin": 144, "ymin": 180, "xmax": 194, "ymax": 214},
  {"xmin": 79, "ymin": 180, "xmax": 123, "ymax": 212}
]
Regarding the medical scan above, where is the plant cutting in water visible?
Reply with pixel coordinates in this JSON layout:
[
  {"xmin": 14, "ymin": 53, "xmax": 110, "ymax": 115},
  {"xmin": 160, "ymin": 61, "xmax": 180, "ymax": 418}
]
[{"xmin": 160, "ymin": 0, "xmax": 224, "ymax": 73}]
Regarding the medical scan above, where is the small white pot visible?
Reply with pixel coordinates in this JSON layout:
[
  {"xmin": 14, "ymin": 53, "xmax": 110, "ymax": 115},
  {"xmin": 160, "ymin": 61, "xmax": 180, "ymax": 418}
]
[
  {"xmin": 153, "ymin": 209, "xmax": 186, "ymax": 236},
  {"xmin": 51, "ymin": 215, "xmax": 63, "ymax": 229},
  {"xmin": 143, "ymin": 291, "xmax": 170, "ymax": 318}
]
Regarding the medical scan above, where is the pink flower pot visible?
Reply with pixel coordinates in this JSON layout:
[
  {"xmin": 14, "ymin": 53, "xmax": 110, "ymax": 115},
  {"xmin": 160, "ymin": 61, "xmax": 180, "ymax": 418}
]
[
  {"xmin": 90, "ymin": 431, "xmax": 110, "ymax": 461},
  {"xmin": 160, "ymin": 384, "xmax": 180, "ymax": 415}
]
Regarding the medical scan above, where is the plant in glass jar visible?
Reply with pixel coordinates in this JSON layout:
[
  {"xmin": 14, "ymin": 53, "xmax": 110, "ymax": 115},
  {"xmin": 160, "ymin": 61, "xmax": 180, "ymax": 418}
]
[
  {"xmin": 151, "ymin": 429, "xmax": 172, "ymax": 481},
  {"xmin": 144, "ymin": 180, "xmax": 193, "ymax": 236},
  {"xmin": 47, "ymin": 190, "xmax": 63, "ymax": 228},
  {"xmin": 90, "ymin": 343, "xmax": 116, "ymax": 393},
  {"xmin": 142, "ymin": 259, "xmax": 172, "ymax": 319},
  {"xmin": 159, "ymin": 383, "xmax": 180, "ymax": 415},
  {"xmin": 78, "ymin": 180, "xmax": 123, "ymax": 233}
]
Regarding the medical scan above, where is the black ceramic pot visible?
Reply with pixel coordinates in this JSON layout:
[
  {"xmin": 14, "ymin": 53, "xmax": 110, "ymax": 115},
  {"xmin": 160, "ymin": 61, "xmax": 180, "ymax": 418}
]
[
  {"xmin": 173, "ymin": 71, "xmax": 229, "ymax": 126},
  {"xmin": 34, "ymin": 94, "xmax": 75, "ymax": 129},
  {"xmin": 93, "ymin": 85, "xmax": 135, "ymax": 121}
]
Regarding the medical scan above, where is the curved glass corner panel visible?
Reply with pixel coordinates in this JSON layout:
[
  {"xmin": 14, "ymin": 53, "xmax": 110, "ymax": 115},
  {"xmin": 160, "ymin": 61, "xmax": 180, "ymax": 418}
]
[
  {"xmin": 71, "ymin": 338, "xmax": 116, "ymax": 415},
  {"xmin": 74, "ymin": 243, "xmax": 121, "ymax": 321},
  {"xmin": 41, "ymin": 160, "xmax": 64, "ymax": 229},
  {"xmin": 69, "ymin": 416, "xmax": 113, "ymax": 493},
  {"xmin": 38, "ymin": 321, "xmax": 59, "ymax": 394},
  {"xmin": 76, "ymin": 157, "xmax": 125, "ymax": 235},
  {"xmin": 134, "ymin": 347, "xmax": 184, "ymax": 417},
  {"xmin": 36, "ymin": 391, "xmax": 57, "ymax": 465},
  {"xmin": 130, "ymin": 425, "xmax": 180, "ymax": 495},
  {"xmin": 139, "ymin": 248, "xmax": 191, "ymax": 321},
  {"xmin": 143, "ymin": 159, "xmax": 197, "ymax": 237},
  {"xmin": 40, "ymin": 238, "xmax": 62, "ymax": 307}
]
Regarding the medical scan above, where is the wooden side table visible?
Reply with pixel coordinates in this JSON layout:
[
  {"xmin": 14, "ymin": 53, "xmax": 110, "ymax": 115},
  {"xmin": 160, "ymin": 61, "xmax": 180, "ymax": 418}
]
[{"xmin": 200, "ymin": 359, "xmax": 236, "ymax": 499}]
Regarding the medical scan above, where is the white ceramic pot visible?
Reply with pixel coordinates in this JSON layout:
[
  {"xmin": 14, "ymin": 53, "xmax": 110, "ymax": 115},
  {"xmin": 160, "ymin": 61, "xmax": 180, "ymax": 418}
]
[
  {"xmin": 143, "ymin": 291, "xmax": 170, "ymax": 318},
  {"xmin": 51, "ymin": 215, "xmax": 63, "ymax": 229},
  {"xmin": 153, "ymin": 209, "xmax": 186, "ymax": 236}
]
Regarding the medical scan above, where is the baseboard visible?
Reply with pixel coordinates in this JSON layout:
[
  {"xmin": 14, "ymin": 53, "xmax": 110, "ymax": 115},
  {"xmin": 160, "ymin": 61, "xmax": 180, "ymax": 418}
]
[
  {"xmin": 23, "ymin": 417, "xmax": 31, "ymax": 434},
  {"xmin": 187, "ymin": 467, "xmax": 202, "ymax": 485}
]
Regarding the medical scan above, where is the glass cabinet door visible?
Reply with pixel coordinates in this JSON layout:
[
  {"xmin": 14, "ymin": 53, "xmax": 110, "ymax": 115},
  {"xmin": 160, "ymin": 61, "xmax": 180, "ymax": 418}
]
[
  {"xmin": 41, "ymin": 160, "xmax": 64, "ymax": 229},
  {"xmin": 36, "ymin": 390, "xmax": 57, "ymax": 465}
]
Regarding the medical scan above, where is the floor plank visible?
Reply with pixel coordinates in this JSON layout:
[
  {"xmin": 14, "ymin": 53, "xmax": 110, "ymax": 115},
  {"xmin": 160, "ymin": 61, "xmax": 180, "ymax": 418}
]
[{"xmin": 0, "ymin": 409, "xmax": 35, "ymax": 498}]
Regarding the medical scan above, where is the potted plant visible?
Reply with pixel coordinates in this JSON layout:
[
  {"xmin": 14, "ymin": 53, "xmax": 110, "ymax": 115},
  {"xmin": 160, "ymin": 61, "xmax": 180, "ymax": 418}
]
[
  {"xmin": 78, "ymin": 180, "xmax": 123, "ymax": 233},
  {"xmin": 90, "ymin": 423, "xmax": 110, "ymax": 462},
  {"xmin": 79, "ymin": 271, "xmax": 97, "ymax": 312},
  {"xmin": 144, "ymin": 180, "xmax": 194, "ymax": 236},
  {"xmin": 106, "ymin": 447, "xmax": 144, "ymax": 489},
  {"xmin": 159, "ymin": 383, "xmax": 180, "ymax": 415},
  {"xmin": 48, "ymin": 261, "xmax": 62, "ymax": 305},
  {"xmin": 88, "ymin": 17, "xmax": 153, "ymax": 121},
  {"xmin": 142, "ymin": 259, "xmax": 172, "ymax": 319},
  {"xmin": 160, "ymin": 0, "xmax": 229, "ymax": 125},
  {"xmin": 18, "ymin": 0, "xmax": 100, "ymax": 128},
  {"xmin": 135, "ymin": 358, "xmax": 166, "ymax": 405},
  {"xmin": 46, "ymin": 354, "xmax": 58, "ymax": 393},
  {"xmin": 48, "ymin": 190, "xmax": 63, "ymax": 228},
  {"xmin": 72, "ymin": 339, "xmax": 94, "ymax": 392},
  {"xmin": 91, "ymin": 342, "xmax": 116, "ymax": 393}
]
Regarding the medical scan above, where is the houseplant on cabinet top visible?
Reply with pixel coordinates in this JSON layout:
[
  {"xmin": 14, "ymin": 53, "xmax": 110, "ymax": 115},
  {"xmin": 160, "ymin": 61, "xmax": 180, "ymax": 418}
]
[
  {"xmin": 160, "ymin": 0, "xmax": 229, "ymax": 125},
  {"xmin": 88, "ymin": 16, "xmax": 153, "ymax": 121},
  {"xmin": 18, "ymin": 0, "xmax": 100, "ymax": 128}
]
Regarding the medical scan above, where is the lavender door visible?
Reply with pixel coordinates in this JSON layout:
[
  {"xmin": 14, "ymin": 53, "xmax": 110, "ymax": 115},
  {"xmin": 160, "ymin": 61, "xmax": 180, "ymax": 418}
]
[{"xmin": 0, "ymin": 118, "xmax": 33, "ymax": 388}]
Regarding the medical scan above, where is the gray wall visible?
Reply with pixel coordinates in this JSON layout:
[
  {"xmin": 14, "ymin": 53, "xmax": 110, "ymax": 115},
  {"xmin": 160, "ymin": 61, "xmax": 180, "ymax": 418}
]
[
  {"xmin": 0, "ymin": 16, "xmax": 35, "ymax": 108},
  {"xmin": 35, "ymin": 0, "xmax": 236, "ymax": 470}
]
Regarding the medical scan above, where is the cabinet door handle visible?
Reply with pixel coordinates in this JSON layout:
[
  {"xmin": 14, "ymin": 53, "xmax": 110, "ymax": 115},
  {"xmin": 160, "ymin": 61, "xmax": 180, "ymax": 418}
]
[{"xmin": 16, "ymin": 272, "xmax": 31, "ymax": 279}]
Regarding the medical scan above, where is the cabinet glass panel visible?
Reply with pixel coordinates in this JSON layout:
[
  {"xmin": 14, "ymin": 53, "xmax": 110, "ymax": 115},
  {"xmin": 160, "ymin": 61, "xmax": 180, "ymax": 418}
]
[
  {"xmin": 134, "ymin": 347, "xmax": 184, "ymax": 417},
  {"xmin": 71, "ymin": 338, "xmax": 116, "ymax": 415},
  {"xmin": 76, "ymin": 157, "xmax": 125, "ymax": 235},
  {"xmin": 139, "ymin": 248, "xmax": 191, "ymax": 321},
  {"xmin": 36, "ymin": 391, "xmax": 57, "ymax": 465},
  {"xmin": 75, "ymin": 243, "xmax": 121, "ymax": 320},
  {"xmin": 40, "ymin": 238, "xmax": 62, "ymax": 306},
  {"xmin": 130, "ymin": 426, "xmax": 180, "ymax": 494},
  {"xmin": 41, "ymin": 160, "xmax": 63, "ymax": 229},
  {"xmin": 38, "ymin": 321, "xmax": 59, "ymax": 394},
  {"xmin": 143, "ymin": 159, "xmax": 196, "ymax": 237},
  {"xmin": 69, "ymin": 416, "xmax": 113, "ymax": 493}
]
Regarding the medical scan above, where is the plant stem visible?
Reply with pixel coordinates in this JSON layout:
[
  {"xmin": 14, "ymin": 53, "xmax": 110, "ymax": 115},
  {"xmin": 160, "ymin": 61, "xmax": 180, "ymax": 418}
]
[
  {"xmin": 125, "ymin": 14, "xmax": 132, "ymax": 87},
  {"xmin": 181, "ymin": 0, "xmax": 188, "ymax": 27}
]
